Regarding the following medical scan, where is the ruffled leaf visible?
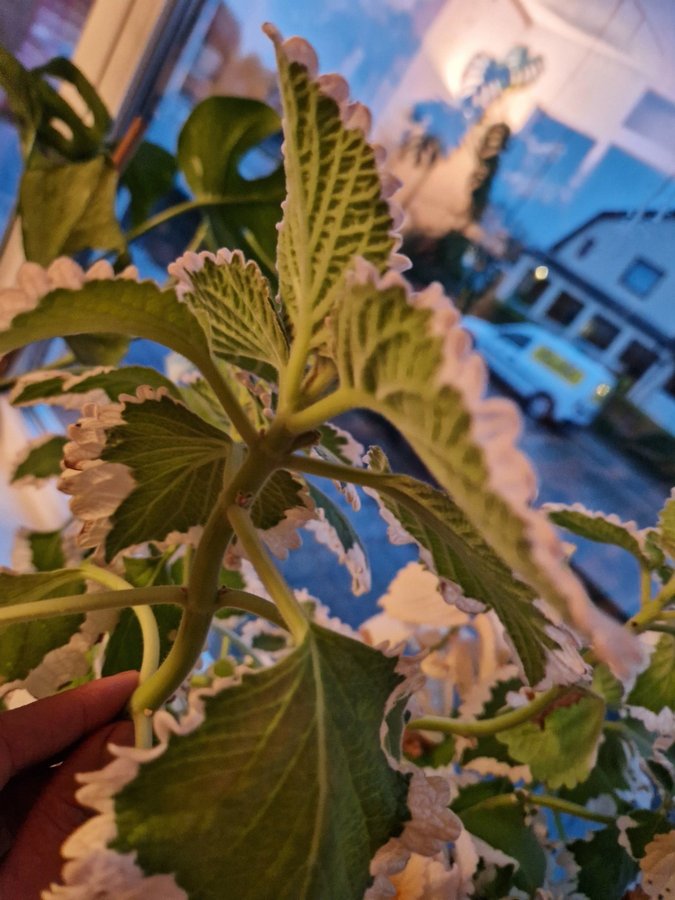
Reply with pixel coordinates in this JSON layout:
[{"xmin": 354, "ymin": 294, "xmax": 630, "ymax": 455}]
[
  {"xmin": 11, "ymin": 366, "xmax": 179, "ymax": 408},
  {"xmin": 628, "ymin": 635, "xmax": 675, "ymax": 714},
  {"xmin": 640, "ymin": 831, "xmax": 675, "ymax": 897},
  {"xmin": 330, "ymin": 264, "xmax": 639, "ymax": 675},
  {"xmin": 11, "ymin": 434, "xmax": 66, "ymax": 482},
  {"xmin": 111, "ymin": 624, "xmax": 409, "ymax": 899},
  {"xmin": 0, "ymin": 277, "xmax": 216, "ymax": 387},
  {"xmin": 496, "ymin": 689, "xmax": 605, "ymax": 790},
  {"xmin": 305, "ymin": 483, "xmax": 370, "ymax": 595},
  {"xmin": 545, "ymin": 502, "xmax": 651, "ymax": 568},
  {"xmin": 265, "ymin": 25, "xmax": 402, "ymax": 354},
  {"xmin": 169, "ymin": 250, "xmax": 288, "ymax": 373},
  {"xmin": 0, "ymin": 569, "xmax": 85, "ymax": 683},
  {"xmin": 451, "ymin": 779, "xmax": 545, "ymax": 894},
  {"xmin": 249, "ymin": 470, "xmax": 315, "ymax": 559},
  {"xmin": 61, "ymin": 390, "xmax": 232, "ymax": 561},
  {"xmin": 365, "ymin": 447, "xmax": 574, "ymax": 685}
]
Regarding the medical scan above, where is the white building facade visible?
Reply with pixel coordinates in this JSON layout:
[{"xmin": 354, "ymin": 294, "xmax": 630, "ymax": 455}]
[{"xmin": 496, "ymin": 211, "xmax": 675, "ymax": 434}]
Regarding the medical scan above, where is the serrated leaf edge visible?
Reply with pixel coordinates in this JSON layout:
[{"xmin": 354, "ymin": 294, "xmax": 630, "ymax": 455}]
[
  {"xmin": 0, "ymin": 257, "xmax": 139, "ymax": 331},
  {"xmin": 343, "ymin": 259, "xmax": 642, "ymax": 680}
]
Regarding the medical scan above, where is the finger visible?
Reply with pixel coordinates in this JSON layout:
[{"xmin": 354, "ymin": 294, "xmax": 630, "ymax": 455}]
[
  {"xmin": 0, "ymin": 719, "xmax": 134, "ymax": 900},
  {"xmin": 0, "ymin": 671, "xmax": 138, "ymax": 789}
]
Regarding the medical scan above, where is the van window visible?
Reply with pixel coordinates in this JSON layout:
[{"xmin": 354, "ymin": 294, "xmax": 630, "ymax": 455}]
[
  {"xmin": 501, "ymin": 332, "xmax": 532, "ymax": 348},
  {"xmin": 532, "ymin": 345, "xmax": 584, "ymax": 384}
]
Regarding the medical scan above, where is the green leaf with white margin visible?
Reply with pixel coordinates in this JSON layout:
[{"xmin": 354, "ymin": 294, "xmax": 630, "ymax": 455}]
[
  {"xmin": 329, "ymin": 263, "xmax": 640, "ymax": 676},
  {"xmin": 265, "ymin": 25, "xmax": 403, "ymax": 355},
  {"xmin": 248, "ymin": 470, "xmax": 315, "ymax": 559},
  {"xmin": 628, "ymin": 635, "xmax": 675, "ymax": 714},
  {"xmin": 657, "ymin": 489, "xmax": 675, "ymax": 558},
  {"xmin": 11, "ymin": 434, "xmax": 67, "ymax": 483},
  {"xmin": 106, "ymin": 624, "xmax": 409, "ymax": 899},
  {"xmin": 365, "ymin": 446, "xmax": 580, "ymax": 686},
  {"xmin": 305, "ymin": 483, "xmax": 370, "ymax": 595},
  {"xmin": 14, "ymin": 528, "xmax": 69, "ymax": 572},
  {"xmin": 451, "ymin": 779, "xmax": 546, "ymax": 894},
  {"xmin": 168, "ymin": 249, "xmax": 288, "ymax": 372},
  {"xmin": 20, "ymin": 155, "xmax": 124, "ymax": 264},
  {"xmin": 0, "ymin": 569, "xmax": 85, "ymax": 683},
  {"xmin": 0, "ymin": 262, "xmax": 223, "ymax": 400},
  {"xmin": 60, "ymin": 389, "xmax": 233, "ymax": 562},
  {"xmin": 11, "ymin": 365, "xmax": 180, "ymax": 409},
  {"xmin": 496, "ymin": 688, "xmax": 606, "ymax": 789},
  {"xmin": 545, "ymin": 502, "xmax": 651, "ymax": 568}
]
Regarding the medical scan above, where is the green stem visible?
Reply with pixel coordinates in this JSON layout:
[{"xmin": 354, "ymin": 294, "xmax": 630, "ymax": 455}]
[
  {"xmin": 627, "ymin": 573, "xmax": 675, "ymax": 634},
  {"xmin": 0, "ymin": 585, "xmax": 185, "ymax": 628},
  {"xmin": 216, "ymin": 588, "xmax": 288, "ymax": 630},
  {"xmin": 130, "ymin": 608, "xmax": 213, "ymax": 718},
  {"xmin": 197, "ymin": 355, "xmax": 259, "ymax": 445},
  {"xmin": 521, "ymin": 791, "xmax": 615, "ymax": 826},
  {"xmin": 227, "ymin": 504, "xmax": 308, "ymax": 644},
  {"xmin": 216, "ymin": 625, "xmax": 266, "ymax": 668},
  {"xmin": 407, "ymin": 686, "xmax": 567, "ymax": 737},
  {"xmin": 126, "ymin": 194, "xmax": 279, "ymax": 244},
  {"xmin": 283, "ymin": 389, "xmax": 358, "ymax": 433},
  {"xmin": 283, "ymin": 452, "xmax": 382, "ymax": 487},
  {"xmin": 640, "ymin": 566, "xmax": 653, "ymax": 606},
  {"xmin": 83, "ymin": 564, "xmax": 163, "ymax": 749},
  {"xmin": 129, "ymin": 439, "xmax": 288, "ymax": 714}
]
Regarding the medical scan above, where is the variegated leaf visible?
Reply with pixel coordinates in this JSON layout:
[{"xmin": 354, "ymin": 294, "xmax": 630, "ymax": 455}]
[
  {"xmin": 59, "ymin": 389, "xmax": 233, "ymax": 561},
  {"xmin": 365, "ymin": 447, "xmax": 581, "ymax": 686},
  {"xmin": 169, "ymin": 249, "xmax": 288, "ymax": 373},
  {"xmin": 545, "ymin": 502, "xmax": 651, "ymax": 569},
  {"xmin": 330, "ymin": 262, "xmax": 639, "ymax": 675},
  {"xmin": 265, "ymin": 25, "xmax": 403, "ymax": 357}
]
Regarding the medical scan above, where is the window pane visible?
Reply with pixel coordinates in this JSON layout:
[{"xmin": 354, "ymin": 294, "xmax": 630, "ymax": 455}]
[
  {"xmin": 619, "ymin": 340, "xmax": 658, "ymax": 380},
  {"xmin": 579, "ymin": 314, "xmax": 620, "ymax": 350},
  {"xmin": 513, "ymin": 268, "xmax": 550, "ymax": 305},
  {"xmin": 544, "ymin": 291, "xmax": 584, "ymax": 326},
  {"xmin": 501, "ymin": 332, "xmax": 531, "ymax": 347},
  {"xmin": 620, "ymin": 257, "xmax": 664, "ymax": 297}
]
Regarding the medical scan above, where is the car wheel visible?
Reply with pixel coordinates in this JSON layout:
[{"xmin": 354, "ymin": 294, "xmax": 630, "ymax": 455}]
[{"xmin": 525, "ymin": 392, "xmax": 553, "ymax": 422}]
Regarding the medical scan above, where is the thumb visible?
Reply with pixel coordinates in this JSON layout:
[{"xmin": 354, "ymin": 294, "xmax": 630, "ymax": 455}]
[{"xmin": 0, "ymin": 719, "xmax": 133, "ymax": 900}]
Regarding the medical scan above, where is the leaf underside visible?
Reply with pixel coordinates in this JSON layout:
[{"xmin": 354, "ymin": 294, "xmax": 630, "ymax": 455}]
[
  {"xmin": 113, "ymin": 624, "xmax": 409, "ymax": 900},
  {"xmin": 272, "ymin": 37, "xmax": 396, "ymax": 352},
  {"xmin": 367, "ymin": 448, "xmax": 560, "ymax": 685}
]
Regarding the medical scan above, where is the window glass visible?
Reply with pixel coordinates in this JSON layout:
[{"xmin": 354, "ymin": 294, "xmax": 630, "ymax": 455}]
[
  {"xmin": 501, "ymin": 332, "xmax": 531, "ymax": 347},
  {"xmin": 0, "ymin": 0, "xmax": 95, "ymax": 234},
  {"xmin": 544, "ymin": 291, "xmax": 584, "ymax": 326},
  {"xmin": 577, "ymin": 237, "xmax": 595, "ymax": 258},
  {"xmin": 619, "ymin": 340, "xmax": 658, "ymax": 380},
  {"xmin": 513, "ymin": 268, "xmax": 550, "ymax": 305},
  {"xmin": 579, "ymin": 314, "xmax": 620, "ymax": 350},
  {"xmin": 620, "ymin": 258, "xmax": 664, "ymax": 297}
]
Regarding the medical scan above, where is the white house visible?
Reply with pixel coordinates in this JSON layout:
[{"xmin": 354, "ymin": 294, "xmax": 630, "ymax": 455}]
[{"xmin": 496, "ymin": 210, "xmax": 675, "ymax": 434}]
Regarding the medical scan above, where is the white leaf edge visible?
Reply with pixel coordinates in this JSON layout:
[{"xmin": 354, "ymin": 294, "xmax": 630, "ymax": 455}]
[
  {"xmin": 304, "ymin": 509, "xmax": 371, "ymax": 595},
  {"xmin": 48, "ymin": 642, "xmax": 455, "ymax": 899},
  {"xmin": 342, "ymin": 259, "xmax": 643, "ymax": 680},
  {"xmin": 544, "ymin": 501, "xmax": 651, "ymax": 556},
  {"xmin": 57, "ymin": 386, "xmax": 220, "ymax": 558},
  {"xmin": 10, "ymin": 431, "xmax": 67, "ymax": 486},
  {"xmin": 0, "ymin": 257, "xmax": 138, "ymax": 331},
  {"xmin": 263, "ymin": 23, "xmax": 411, "ymax": 281},
  {"xmin": 9, "ymin": 367, "xmax": 116, "ymax": 411}
]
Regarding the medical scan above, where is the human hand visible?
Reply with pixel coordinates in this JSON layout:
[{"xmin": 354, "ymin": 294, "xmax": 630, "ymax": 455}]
[{"xmin": 0, "ymin": 671, "xmax": 138, "ymax": 899}]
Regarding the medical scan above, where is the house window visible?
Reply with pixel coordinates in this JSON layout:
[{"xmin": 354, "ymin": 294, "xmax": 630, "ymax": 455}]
[
  {"xmin": 514, "ymin": 267, "xmax": 550, "ymax": 305},
  {"xmin": 620, "ymin": 257, "xmax": 664, "ymax": 298},
  {"xmin": 578, "ymin": 314, "xmax": 620, "ymax": 350},
  {"xmin": 577, "ymin": 237, "xmax": 595, "ymax": 258},
  {"xmin": 619, "ymin": 340, "xmax": 658, "ymax": 381},
  {"xmin": 663, "ymin": 370, "xmax": 675, "ymax": 401},
  {"xmin": 545, "ymin": 291, "xmax": 584, "ymax": 326}
]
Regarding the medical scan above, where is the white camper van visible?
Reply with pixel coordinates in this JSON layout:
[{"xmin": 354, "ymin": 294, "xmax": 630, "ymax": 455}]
[{"xmin": 462, "ymin": 317, "xmax": 616, "ymax": 425}]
